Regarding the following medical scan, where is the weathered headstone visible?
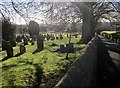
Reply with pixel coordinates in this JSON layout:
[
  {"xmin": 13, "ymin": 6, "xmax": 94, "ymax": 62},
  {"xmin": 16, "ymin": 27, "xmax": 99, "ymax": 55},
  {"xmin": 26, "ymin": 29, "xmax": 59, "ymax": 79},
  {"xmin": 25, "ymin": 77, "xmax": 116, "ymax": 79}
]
[
  {"xmin": 31, "ymin": 35, "xmax": 36, "ymax": 41},
  {"xmin": 66, "ymin": 43, "xmax": 74, "ymax": 53},
  {"xmin": 26, "ymin": 35, "xmax": 30, "ymax": 41},
  {"xmin": 51, "ymin": 35, "xmax": 55, "ymax": 40},
  {"xmin": 75, "ymin": 34, "xmax": 78, "ymax": 38},
  {"xmin": 6, "ymin": 42, "xmax": 14, "ymax": 58},
  {"xmin": 67, "ymin": 34, "xmax": 69, "ymax": 37},
  {"xmin": 30, "ymin": 39, "xmax": 34, "ymax": 45},
  {"xmin": 23, "ymin": 37, "xmax": 28, "ymax": 45},
  {"xmin": 10, "ymin": 39, "xmax": 16, "ymax": 47},
  {"xmin": 47, "ymin": 34, "xmax": 50, "ymax": 40},
  {"xmin": 20, "ymin": 44, "xmax": 26, "ymax": 54},
  {"xmin": 16, "ymin": 36, "xmax": 22, "ymax": 42},
  {"xmin": 60, "ymin": 44, "xmax": 65, "ymax": 53},
  {"xmin": 2, "ymin": 40, "xmax": 7, "ymax": 51},
  {"xmin": 21, "ymin": 35, "xmax": 25, "ymax": 39},
  {"xmin": 2, "ymin": 41, "xmax": 14, "ymax": 58},
  {"xmin": 37, "ymin": 35, "xmax": 44, "ymax": 51},
  {"xmin": 60, "ymin": 34, "xmax": 63, "ymax": 39}
]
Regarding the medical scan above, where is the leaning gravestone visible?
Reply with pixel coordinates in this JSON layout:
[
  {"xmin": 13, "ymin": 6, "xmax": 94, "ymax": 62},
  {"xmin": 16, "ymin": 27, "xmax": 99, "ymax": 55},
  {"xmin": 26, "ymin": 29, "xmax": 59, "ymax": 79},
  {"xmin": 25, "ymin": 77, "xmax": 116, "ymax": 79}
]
[
  {"xmin": 37, "ymin": 35, "xmax": 44, "ymax": 51},
  {"xmin": 10, "ymin": 39, "xmax": 16, "ymax": 47},
  {"xmin": 20, "ymin": 44, "xmax": 26, "ymax": 54},
  {"xmin": 60, "ymin": 34, "xmax": 63, "ymax": 39},
  {"xmin": 42, "ymin": 34, "xmax": 46, "ymax": 40},
  {"xmin": 66, "ymin": 43, "xmax": 74, "ymax": 53},
  {"xmin": 23, "ymin": 37, "xmax": 28, "ymax": 45},
  {"xmin": 16, "ymin": 36, "xmax": 22, "ymax": 42},
  {"xmin": 6, "ymin": 42, "xmax": 13, "ymax": 58},
  {"xmin": 60, "ymin": 44, "xmax": 65, "ymax": 53}
]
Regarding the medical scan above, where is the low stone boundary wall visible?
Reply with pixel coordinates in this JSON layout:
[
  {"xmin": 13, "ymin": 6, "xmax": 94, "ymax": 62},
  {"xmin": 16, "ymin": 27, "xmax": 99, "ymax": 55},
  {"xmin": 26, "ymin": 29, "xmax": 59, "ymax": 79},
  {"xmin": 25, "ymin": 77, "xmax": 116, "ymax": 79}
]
[{"xmin": 55, "ymin": 35, "xmax": 100, "ymax": 88}]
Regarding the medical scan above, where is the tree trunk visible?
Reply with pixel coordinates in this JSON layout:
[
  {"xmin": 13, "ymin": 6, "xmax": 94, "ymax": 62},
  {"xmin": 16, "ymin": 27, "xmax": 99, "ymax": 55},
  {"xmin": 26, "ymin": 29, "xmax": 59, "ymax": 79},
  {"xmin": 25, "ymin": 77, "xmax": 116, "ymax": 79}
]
[{"xmin": 79, "ymin": 2, "xmax": 95, "ymax": 44}]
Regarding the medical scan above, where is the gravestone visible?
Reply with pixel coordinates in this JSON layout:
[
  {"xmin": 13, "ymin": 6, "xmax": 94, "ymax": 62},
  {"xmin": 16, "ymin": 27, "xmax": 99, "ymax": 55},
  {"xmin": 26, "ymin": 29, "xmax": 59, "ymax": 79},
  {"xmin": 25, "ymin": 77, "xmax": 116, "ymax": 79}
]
[
  {"xmin": 21, "ymin": 35, "xmax": 25, "ymax": 39},
  {"xmin": 10, "ymin": 39, "xmax": 16, "ymax": 47},
  {"xmin": 2, "ymin": 40, "xmax": 7, "ymax": 51},
  {"xmin": 30, "ymin": 39, "xmax": 34, "ymax": 45},
  {"xmin": 31, "ymin": 35, "xmax": 36, "ymax": 41},
  {"xmin": 67, "ymin": 34, "xmax": 69, "ymax": 37},
  {"xmin": 20, "ymin": 44, "xmax": 26, "ymax": 54},
  {"xmin": 23, "ymin": 37, "xmax": 28, "ymax": 45},
  {"xmin": 66, "ymin": 43, "xmax": 74, "ymax": 53},
  {"xmin": 37, "ymin": 35, "xmax": 44, "ymax": 51},
  {"xmin": 60, "ymin": 44, "xmax": 65, "ymax": 53},
  {"xmin": 6, "ymin": 41, "xmax": 13, "ymax": 58},
  {"xmin": 51, "ymin": 35, "xmax": 55, "ymax": 40},
  {"xmin": 60, "ymin": 34, "xmax": 63, "ymax": 39},
  {"xmin": 16, "ymin": 36, "xmax": 22, "ymax": 42},
  {"xmin": 47, "ymin": 34, "xmax": 50, "ymax": 40},
  {"xmin": 42, "ymin": 34, "xmax": 46, "ymax": 40},
  {"xmin": 75, "ymin": 34, "xmax": 78, "ymax": 38},
  {"xmin": 26, "ymin": 35, "xmax": 30, "ymax": 41}
]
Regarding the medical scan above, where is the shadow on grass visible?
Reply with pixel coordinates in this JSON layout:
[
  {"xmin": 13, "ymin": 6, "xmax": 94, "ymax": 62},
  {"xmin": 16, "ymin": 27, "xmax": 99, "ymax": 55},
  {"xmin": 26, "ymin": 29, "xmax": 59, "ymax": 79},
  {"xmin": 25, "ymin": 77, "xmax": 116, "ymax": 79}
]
[
  {"xmin": 1, "ymin": 61, "xmax": 43, "ymax": 87},
  {"xmin": 0, "ymin": 57, "xmax": 9, "ymax": 62},
  {"xmin": 0, "ymin": 53, "xmax": 24, "ymax": 62},
  {"xmin": 0, "ymin": 55, "xmax": 14, "ymax": 62},
  {"xmin": 15, "ymin": 53, "xmax": 24, "ymax": 57},
  {"xmin": 24, "ymin": 61, "xmax": 43, "ymax": 88},
  {"xmin": 32, "ymin": 49, "xmax": 43, "ymax": 54},
  {"xmin": 2, "ymin": 64, "xmax": 17, "ymax": 70}
]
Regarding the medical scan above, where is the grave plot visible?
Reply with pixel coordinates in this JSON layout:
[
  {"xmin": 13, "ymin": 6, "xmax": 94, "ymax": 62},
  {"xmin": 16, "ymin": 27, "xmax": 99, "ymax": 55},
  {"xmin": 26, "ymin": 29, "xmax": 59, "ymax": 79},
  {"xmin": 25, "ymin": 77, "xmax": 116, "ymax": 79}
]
[{"xmin": 1, "ymin": 33, "xmax": 86, "ymax": 87}]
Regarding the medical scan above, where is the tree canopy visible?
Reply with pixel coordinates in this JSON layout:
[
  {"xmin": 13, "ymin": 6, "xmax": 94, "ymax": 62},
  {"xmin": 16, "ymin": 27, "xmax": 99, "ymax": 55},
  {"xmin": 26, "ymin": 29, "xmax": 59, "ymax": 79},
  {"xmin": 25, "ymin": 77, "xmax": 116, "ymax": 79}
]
[
  {"xmin": 1, "ymin": 1, "xmax": 120, "ymax": 43},
  {"xmin": 28, "ymin": 20, "xmax": 40, "ymax": 36}
]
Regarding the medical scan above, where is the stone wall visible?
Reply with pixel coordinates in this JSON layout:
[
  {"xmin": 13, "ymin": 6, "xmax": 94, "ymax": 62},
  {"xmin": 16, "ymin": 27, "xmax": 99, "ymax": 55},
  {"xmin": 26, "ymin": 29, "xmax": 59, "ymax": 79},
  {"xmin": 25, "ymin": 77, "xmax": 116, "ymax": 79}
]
[{"xmin": 55, "ymin": 35, "xmax": 100, "ymax": 88}]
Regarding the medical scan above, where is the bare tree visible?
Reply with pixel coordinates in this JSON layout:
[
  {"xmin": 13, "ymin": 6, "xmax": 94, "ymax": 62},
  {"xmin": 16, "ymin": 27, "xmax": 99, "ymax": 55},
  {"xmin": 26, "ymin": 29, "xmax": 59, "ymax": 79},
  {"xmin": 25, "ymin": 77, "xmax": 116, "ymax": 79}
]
[{"xmin": 1, "ymin": 1, "xmax": 119, "ymax": 43}]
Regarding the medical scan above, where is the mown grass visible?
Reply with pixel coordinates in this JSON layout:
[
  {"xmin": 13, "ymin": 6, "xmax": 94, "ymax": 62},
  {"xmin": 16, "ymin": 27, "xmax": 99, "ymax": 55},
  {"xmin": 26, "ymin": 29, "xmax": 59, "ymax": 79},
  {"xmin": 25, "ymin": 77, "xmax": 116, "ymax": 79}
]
[{"xmin": 0, "ymin": 33, "xmax": 86, "ymax": 87}]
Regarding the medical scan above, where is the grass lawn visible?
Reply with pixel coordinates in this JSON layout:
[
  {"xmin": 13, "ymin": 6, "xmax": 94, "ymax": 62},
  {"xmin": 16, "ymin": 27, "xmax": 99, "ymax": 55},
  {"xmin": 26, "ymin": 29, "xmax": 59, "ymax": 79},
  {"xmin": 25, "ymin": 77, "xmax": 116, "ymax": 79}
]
[
  {"xmin": 0, "ymin": 34, "xmax": 86, "ymax": 87},
  {"xmin": 100, "ymin": 31, "xmax": 117, "ymax": 35}
]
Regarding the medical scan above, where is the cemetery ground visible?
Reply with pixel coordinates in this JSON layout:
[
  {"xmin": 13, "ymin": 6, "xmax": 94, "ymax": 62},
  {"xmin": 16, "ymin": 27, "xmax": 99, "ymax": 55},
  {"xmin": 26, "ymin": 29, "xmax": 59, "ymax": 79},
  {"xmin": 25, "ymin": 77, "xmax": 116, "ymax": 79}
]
[{"xmin": 0, "ymin": 33, "xmax": 86, "ymax": 87}]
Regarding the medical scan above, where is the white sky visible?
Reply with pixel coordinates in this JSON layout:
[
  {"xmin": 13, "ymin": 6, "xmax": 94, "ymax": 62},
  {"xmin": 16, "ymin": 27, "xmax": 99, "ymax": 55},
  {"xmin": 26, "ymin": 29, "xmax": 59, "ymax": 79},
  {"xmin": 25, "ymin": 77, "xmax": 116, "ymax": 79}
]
[{"xmin": 1, "ymin": 0, "xmax": 119, "ymax": 24}]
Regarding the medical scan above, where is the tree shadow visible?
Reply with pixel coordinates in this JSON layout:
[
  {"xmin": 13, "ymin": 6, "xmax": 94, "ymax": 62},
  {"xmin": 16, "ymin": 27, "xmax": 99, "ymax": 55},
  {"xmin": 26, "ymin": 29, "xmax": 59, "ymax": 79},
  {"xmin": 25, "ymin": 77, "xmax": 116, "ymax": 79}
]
[
  {"xmin": 33, "ymin": 64, "xmax": 43, "ymax": 88},
  {"xmin": 32, "ymin": 49, "xmax": 42, "ymax": 54},
  {"xmin": 24, "ymin": 61, "xmax": 43, "ymax": 88},
  {"xmin": 1, "ymin": 60, "xmax": 43, "ymax": 87},
  {"xmin": 2, "ymin": 64, "xmax": 17, "ymax": 70},
  {"xmin": 0, "ymin": 56, "xmax": 12, "ymax": 62},
  {"xmin": 14, "ymin": 53, "xmax": 24, "ymax": 57},
  {"xmin": 0, "ymin": 53, "xmax": 25, "ymax": 62}
]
